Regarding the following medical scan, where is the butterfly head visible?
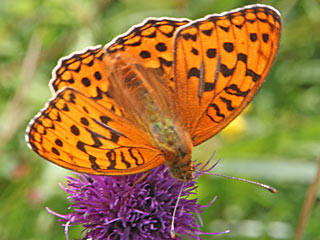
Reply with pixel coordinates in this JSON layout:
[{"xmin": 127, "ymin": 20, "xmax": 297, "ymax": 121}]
[
  {"xmin": 163, "ymin": 142, "xmax": 194, "ymax": 181},
  {"xmin": 169, "ymin": 160, "xmax": 194, "ymax": 181}
]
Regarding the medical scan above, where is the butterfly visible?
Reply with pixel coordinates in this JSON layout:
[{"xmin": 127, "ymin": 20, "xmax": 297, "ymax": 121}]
[{"xmin": 26, "ymin": 4, "xmax": 281, "ymax": 181}]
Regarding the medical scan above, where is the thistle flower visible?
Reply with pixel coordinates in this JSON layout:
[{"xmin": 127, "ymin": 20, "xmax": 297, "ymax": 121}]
[{"xmin": 47, "ymin": 158, "xmax": 228, "ymax": 239}]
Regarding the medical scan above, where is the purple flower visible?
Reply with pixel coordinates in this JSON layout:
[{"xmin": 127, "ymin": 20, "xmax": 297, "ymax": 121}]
[{"xmin": 47, "ymin": 157, "xmax": 229, "ymax": 239}]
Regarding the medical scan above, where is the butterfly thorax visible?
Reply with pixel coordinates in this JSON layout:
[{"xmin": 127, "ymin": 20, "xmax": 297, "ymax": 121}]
[{"xmin": 149, "ymin": 110, "xmax": 194, "ymax": 181}]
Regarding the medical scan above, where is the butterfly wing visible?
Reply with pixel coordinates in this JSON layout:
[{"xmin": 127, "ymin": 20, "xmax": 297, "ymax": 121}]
[
  {"xmin": 173, "ymin": 5, "xmax": 281, "ymax": 145},
  {"xmin": 27, "ymin": 18, "xmax": 192, "ymax": 175},
  {"xmin": 49, "ymin": 46, "xmax": 126, "ymax": 116},
  {"xmin": 26, "ymin": 87, "xmax": 164, "ymax": 175},
  {"xmin": 106, "ymin": 18, "xmax": 190, "ymax": 91}
]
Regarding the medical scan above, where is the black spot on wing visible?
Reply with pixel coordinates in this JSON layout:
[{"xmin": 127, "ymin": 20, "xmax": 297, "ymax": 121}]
[
  {"xmin": 52, "ymin": 147, "xmax": 60, "ymax": 156},
  {"xmin": 67, "ymin": 78, "xmax": 75, "ymax": 84},
  {"xmin": 202, "ymin": 28, "xmax": 213, "ymax": 36},
  {"xmin": 246, "ymin": 69, "xmax": 261, "ymax": 82},
  {"xmin": 155, "ymin": 42, "xmax": 167, "ymax": 52},
  {"xmin": 55, "ymin": 139, "xmax": 63, "ymax": 147},
  {"xmin": 80, "ymin": 117, "xmax": 89, "ymax": 126},
  {"xmin": 220, "ymin": 64, "xmax": 235, "ymax": 77},
  {"xmin": 62, "ymin": 103, "xmax": 69, "ymax": 112},
  {"xmin": 68, "ymin": 93, "xmax": 76, "ymax": 104},
  {"xmin": 262, "ymin": 33, "xmax": 269, "ymax": 43},
  {"xmin": 224, "ymin": 84, "xmax": 250, "ymax": 97},
  {"xmin": 219, "ymin": 25, "xmax": 230, "ymax": 32},
  {"xmin": 71, "ymin": 125, "xmax": 80, "ymax": 136},
  {"xmin": 250, "ymin": 33, "xmax": 258, "ymax": 42},
  {"xmin": 140, "ymin": 51, "xmax": 151, "ymax": 59},
  {"xmin": 206, "ymin": 48, "xmax": 216, "ymax": 58},
  {"xmin": 100, "ymin": 115, "xmax": 111, "ymax": 124},
  {"xmin": 158, "ymin": 57, "xmax": 172, "ymax": 67},
  {"xmin": 191, "ymin": 48, "xmax": 199, "ymax": 55},
  {"xmin": 106, "ymin": 150, "xmax": 116, "ymax": 170},
  {"xmin": 188, "ymin": 67, "xmax": 200, "ymax": 79},
  {"xmin": 83, "ymin": 106, "xmax": 89, "ymax": 113},
  {"xmin": 120, "ymin": 151, "xmax": 131, "ymax": 168},
  {"xmin": 182, "ymin": 33, "xmax": 197, "ymax": 42},
  {"xmin": 223, "ymin": 42, "xmax": 234, "ymax": 53},
  {"xmin": 81, "ymin": 77, "xmax": 91, "ymax": 87},
  {"xmin": 89, "ymin": 155, "xmax": 100, "ymax": 170},
  {"xmin": 128, "ymin": 148, "xmax": 144, "ymax": 166},
  {"xmin": 237, "ymin": 53, "xmax": 247, "ymax": 63},
  {"xmin": 204, "ymin": 82, "xmax": 216, "ymax": 92},
  {"xmin": 207, "ymin": 103, "xmax": 225, "ymax": 123},
  {"xmin": 94, "ymin": 71, "xmax": 102, "ymax": 80},
  {"xmin": 110, "ymin": 132, "xmax": 119, "ymax": 143},
  {"xmin": 77, "ymin": 141, "xmax": 86, "ymax": 153},
  {"xmin": 220, "ymin": 97, "xmax": 235, "ymax": 111},
  {"xmin": 92, "ymin": 87, "xmax": 104, "ymax": 100},
  {"xmin": 89, "ymin": 130, "xmax": 103, "ymax": 148}
]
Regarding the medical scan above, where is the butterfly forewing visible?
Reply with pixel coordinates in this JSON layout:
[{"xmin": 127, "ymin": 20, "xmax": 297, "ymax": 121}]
[
  {"xmin": 106, "ymin": 18, "xmax": 190, "ymax": 110},
  {"xmin": 49, "ymin": 46, "xmax": 125, "ymax": 116},
  {"xmin": 173, "ymin": 5, "xmax": 281, "ymax": 145},
  {"xmin": 50, "ymin": 19, "xmax": 190, "ymax": 118},
  {"xmin": 106, "ymin": 18, "xmax": 189, "ymax": 80}
]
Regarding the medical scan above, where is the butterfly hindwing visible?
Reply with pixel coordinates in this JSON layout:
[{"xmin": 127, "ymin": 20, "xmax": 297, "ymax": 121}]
[{"xmin": 26, "ymin": 87, "xmax": 164, "ymax": 175}]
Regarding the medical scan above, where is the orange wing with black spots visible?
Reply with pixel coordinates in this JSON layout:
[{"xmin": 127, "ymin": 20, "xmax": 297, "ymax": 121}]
[
  {"xmin": 28, "ymin": 17, "xmax": 191, "ymax": 176},
  {"xmin": 49, "ymin": 46, "xmax": 124, "ymax": 116},
  {"xmin": 26, "ymin": 87, "xmax": 164, "ymax": 175},
  {"xmin": 26, "ymin": 5, "xmax": 281, "ymax": 178},
  {"xmin": 172, "ymin": 5, "xmax": 281, "ymax": 145},
  {"xmin": 50, "ymin": 46, "xmax": 105, "ymax": 95},
  {"xmin": 50, "ymin": 18, "xmax": 190, "ymax": 102},
  {"xmin": 106, "ymin": 18, "xmax": 190, "ymax": 87},
  {"xmin": 50, "ymin": 19, "xmax": 190, "ymax": 116}
]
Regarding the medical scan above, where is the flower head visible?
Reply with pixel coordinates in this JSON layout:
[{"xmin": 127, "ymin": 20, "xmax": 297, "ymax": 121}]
[{"xmin": 48, "ymin": 157, "xmax": 228, "ymax": 239}]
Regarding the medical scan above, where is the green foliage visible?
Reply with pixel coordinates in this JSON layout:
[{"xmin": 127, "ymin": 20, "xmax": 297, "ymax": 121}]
[{"xmin": 0, "ymin": 0, "xmax": 319, "ymax": 239}]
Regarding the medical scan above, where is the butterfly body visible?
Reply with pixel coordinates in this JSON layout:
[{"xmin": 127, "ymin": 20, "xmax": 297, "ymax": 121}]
[
  {"xmin": 108, "ymin": 56, "xmax": 194, "ymax": 180},
  {"xmin": 26, "ymin": 5, "xmax": 281, "ymax": 181},
  {"xmin": 149, "ymin": 112, "xmax": 193, "ymax": 181}
]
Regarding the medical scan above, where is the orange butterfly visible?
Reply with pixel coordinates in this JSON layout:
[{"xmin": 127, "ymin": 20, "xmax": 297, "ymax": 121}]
[{"xmin": 26, "ymin": 5, "xmax": 281, "ymax": 181}]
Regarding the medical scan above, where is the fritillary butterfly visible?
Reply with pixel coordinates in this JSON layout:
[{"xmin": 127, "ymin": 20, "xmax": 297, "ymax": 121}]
[{"xmin": 26, "ymin": 5, "xmax": 281, "ymax": 181}]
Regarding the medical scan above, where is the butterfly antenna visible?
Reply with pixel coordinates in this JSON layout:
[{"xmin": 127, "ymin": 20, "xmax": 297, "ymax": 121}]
[
  {"xmin": 170, "ymin": 177, "xmax": 186, "ymax": 239},
  {"xmin": 195, "ymin": 170, "xmax": 276, "ymax": 193}
]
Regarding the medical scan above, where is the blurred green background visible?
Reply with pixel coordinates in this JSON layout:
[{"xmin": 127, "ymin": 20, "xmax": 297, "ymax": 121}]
[{"xmin": 1, "ymin": 0, "xmax": 319, "ymax": 239}]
